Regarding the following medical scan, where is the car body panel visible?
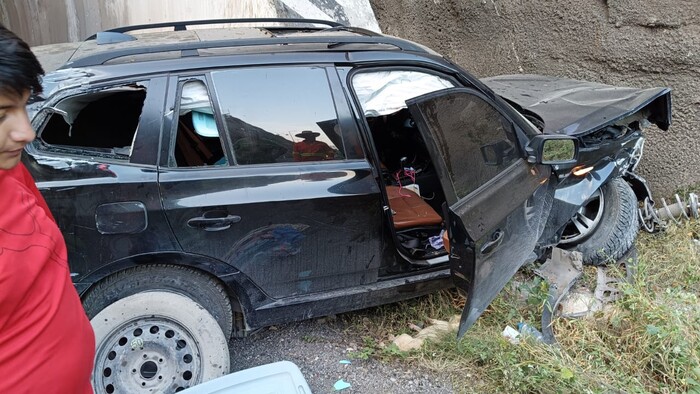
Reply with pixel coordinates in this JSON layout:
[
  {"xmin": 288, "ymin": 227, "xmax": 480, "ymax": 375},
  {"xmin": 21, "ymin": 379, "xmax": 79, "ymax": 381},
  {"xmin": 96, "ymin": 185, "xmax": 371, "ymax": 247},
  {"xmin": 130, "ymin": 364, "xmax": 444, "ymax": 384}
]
[
  {"xmin": 25, "ymin": 76, "xmax": 174, "ymax": 282},
  {"xmin": 24, "ymin": 157, "xmax": 175, "ymax": 281},
  {"xmin": 482, "ymin": 74, "xmax": 672, "ymax": 135}
]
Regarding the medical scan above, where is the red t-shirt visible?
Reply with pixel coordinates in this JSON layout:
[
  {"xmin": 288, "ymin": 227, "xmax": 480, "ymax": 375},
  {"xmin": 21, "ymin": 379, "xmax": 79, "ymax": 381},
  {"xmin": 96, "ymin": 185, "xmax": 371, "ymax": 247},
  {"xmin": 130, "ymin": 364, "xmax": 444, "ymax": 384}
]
[{"xmin": 0, "ymin": 163, "xmax": 95, "ymax": 393}]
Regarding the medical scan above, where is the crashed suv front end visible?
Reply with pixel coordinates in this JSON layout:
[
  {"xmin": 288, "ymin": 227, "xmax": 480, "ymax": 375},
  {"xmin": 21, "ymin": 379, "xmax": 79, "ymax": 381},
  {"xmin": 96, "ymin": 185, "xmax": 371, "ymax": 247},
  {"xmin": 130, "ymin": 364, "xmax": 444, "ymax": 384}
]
[{"xmin": 483, "ymin": 74, "xmax": 672, "ymax": 264}]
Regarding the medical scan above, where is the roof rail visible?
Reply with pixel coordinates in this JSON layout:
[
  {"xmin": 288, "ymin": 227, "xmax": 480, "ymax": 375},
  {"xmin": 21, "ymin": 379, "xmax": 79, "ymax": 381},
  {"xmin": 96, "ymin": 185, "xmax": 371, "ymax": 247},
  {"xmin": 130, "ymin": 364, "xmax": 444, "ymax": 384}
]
[
  {"xmin": 84, "ymin": 18, "xmax": 344, "ymax": 40},
  {"xmin": 60, "ymin": 35, "xmax": 428, "ymax": 69}
]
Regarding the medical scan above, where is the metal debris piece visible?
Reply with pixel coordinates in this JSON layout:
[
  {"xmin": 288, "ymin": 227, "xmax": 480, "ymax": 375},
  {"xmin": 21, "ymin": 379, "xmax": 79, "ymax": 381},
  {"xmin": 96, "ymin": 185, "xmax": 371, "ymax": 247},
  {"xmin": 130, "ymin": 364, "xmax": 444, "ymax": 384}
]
[{"xmin": 535, "ymin": 248, "xmax": 584, "ymax": 344}]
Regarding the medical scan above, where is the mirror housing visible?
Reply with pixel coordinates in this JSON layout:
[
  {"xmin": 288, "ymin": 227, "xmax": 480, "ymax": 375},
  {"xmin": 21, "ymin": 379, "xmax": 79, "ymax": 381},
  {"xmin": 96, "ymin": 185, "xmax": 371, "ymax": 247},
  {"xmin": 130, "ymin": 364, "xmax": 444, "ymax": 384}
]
[{"xmin": 525, "ymin": 134, "xmax": 578, "ymax": 165}]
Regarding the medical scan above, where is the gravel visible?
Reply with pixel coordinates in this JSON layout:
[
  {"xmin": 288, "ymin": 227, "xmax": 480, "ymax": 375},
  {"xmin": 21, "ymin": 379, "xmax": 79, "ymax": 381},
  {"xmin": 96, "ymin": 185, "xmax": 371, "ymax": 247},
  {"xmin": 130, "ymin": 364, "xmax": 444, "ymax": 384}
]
[{"xmin": 229, "ymin": 318, "xmax": 454, "ymax": 393}]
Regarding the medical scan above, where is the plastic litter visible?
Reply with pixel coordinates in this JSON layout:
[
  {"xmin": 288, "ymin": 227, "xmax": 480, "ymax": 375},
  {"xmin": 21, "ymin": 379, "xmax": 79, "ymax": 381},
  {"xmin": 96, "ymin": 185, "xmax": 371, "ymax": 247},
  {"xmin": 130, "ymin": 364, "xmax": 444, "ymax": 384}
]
[
  {"xmin": 517, "ymin": 322, "xmax": 544, "ymax": 342},
  {"xmin": 334, "ymin": 379, "xmax": 352, "ymax": 391},
  {"xmin": 428, "ymin": 230, "xmax": 445, "ymax": 250},
  {"xmin": 179, "ymin": 360, "xmax": 311, "ymax": 393},
  {"xmin": 502, "ymin": 325, "xmax": 520, "ymax": 344},
  {"xmin": 339, "ymin": 360, "xmax": 352, "ymax": 365}
]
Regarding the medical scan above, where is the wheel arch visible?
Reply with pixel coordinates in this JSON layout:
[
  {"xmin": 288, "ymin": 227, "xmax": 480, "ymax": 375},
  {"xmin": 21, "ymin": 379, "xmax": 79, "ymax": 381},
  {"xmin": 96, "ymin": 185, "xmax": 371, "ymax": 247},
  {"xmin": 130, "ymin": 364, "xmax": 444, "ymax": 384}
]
[
  {"xmin": 76, "ymin": 252, "xmax": 264, "ymax": 336},
  {"xmin": 623, "ymin": 171, "xmax": 651, "ymax": 203}
]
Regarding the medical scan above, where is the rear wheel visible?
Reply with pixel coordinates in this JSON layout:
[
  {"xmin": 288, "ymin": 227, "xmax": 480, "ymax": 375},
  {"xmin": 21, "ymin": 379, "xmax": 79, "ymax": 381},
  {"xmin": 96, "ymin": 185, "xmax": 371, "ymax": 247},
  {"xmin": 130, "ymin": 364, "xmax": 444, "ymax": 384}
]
[
  {"xmin": 83, "ymin": 265, "xmax": 233, "ymax": 393},
  {"xmin": 90, "ymin": 292, "xmax": 229, "ymax": 393},
  {"xmin": 560, "ymin": 177, "xmax": 639, "ymax": 266}
]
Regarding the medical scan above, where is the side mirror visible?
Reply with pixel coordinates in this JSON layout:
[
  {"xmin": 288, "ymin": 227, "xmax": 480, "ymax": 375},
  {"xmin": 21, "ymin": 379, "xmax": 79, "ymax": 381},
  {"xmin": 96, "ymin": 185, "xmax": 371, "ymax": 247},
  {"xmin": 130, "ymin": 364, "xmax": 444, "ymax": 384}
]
[{"xmin": 525, "ymin": 135, "xmax": 578, "ymax": 165}]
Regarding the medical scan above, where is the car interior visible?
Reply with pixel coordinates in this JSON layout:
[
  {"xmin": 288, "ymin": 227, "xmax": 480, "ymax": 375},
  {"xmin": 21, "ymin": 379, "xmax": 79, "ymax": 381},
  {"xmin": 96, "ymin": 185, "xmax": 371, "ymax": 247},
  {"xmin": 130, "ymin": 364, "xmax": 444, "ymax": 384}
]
[
  {"xmin": 352, "ymin": 70, "xmax": 456, "ymax": 264},
  {"xmin": 174, "ymin": 111, "xmax": 226, "ymax": 167},
  {"xmin": 365, "ymin": 108, "xmax": 449, "ymax": 263}
]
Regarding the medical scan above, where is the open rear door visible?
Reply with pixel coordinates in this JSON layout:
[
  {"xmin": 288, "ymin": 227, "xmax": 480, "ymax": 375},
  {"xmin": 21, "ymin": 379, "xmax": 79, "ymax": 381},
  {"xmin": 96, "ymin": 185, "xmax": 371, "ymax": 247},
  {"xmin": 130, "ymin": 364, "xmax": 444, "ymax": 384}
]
[{"xmin": 407, "ymin": 88, "xmax": 553, "ymax": 337}]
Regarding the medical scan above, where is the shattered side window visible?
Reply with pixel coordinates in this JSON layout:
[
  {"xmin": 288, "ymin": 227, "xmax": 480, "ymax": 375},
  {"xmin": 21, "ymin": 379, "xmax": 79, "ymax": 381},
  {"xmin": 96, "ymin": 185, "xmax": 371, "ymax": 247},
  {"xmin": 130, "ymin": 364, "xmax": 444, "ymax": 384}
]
[
  {"xmin": 37, "ymin": 83, "xmax": 147, "ymax": 160},
  {"xmin": 352, "ymin": 70, "xmax": 455, "ymax": 116}
]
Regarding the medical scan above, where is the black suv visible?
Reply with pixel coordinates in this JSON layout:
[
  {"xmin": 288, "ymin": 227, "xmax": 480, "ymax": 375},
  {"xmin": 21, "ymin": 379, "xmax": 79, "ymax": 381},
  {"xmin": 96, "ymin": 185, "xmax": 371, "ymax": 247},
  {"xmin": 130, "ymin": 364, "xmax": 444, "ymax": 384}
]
[{"xmin": 27, "ymin": 19, "xmax": 670, "ymax": 393}]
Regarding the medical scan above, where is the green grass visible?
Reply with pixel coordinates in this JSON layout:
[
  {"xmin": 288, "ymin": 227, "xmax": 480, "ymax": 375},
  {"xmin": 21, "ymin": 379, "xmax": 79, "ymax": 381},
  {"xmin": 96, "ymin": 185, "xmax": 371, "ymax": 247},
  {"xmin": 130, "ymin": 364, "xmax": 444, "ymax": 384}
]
[{"xmin": 340, "ymin": 220, "xmax": 700, "ymax": 393}]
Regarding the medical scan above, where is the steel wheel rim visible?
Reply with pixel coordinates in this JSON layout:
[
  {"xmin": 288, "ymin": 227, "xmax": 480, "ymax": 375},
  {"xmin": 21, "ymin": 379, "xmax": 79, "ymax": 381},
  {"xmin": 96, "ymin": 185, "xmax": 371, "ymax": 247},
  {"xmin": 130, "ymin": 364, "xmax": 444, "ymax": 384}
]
[
  {"xmin": 559, "ymin": 189, "xmax": 605, "ymax": 244},
  {"xmin": 93, "ymin": 317, "xmax": 202, "ymax": 393}
]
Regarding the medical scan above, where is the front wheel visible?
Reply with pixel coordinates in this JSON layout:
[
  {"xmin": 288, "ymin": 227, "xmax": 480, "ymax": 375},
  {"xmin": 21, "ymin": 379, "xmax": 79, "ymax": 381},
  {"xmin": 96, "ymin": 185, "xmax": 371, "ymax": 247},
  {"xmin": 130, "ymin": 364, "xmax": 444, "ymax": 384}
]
[{"xmin": 560, "ymin": 177, "xmax": 639, "ymax": 266}]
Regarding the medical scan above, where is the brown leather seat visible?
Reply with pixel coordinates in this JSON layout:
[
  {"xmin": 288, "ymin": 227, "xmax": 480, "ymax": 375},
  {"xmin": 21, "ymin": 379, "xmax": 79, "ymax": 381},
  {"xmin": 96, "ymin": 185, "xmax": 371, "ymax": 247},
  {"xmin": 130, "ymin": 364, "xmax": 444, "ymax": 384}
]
[{"xmin": 386, "ymin": 186, "xmax": 443, "ymax": 230}]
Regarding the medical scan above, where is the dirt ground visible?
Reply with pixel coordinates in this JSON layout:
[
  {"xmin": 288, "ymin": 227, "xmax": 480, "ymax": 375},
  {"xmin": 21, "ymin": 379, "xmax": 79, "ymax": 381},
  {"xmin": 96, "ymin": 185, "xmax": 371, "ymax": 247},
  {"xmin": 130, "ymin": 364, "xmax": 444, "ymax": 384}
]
[
  {"xmin": 229, "ymin": 318, "xmax": 453, "ymax": 393},
  {"xmin": 370, "ymin": 0, "xmax": 700, "ymax": 198}
]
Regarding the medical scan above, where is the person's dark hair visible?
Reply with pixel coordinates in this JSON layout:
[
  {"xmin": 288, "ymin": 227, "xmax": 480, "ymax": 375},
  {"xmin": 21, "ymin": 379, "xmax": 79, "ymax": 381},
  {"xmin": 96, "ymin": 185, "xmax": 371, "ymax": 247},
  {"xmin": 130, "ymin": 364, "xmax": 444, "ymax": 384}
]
[{"xmin": 0, "ymin": 24, "xmax": 44, "ymax": 97}]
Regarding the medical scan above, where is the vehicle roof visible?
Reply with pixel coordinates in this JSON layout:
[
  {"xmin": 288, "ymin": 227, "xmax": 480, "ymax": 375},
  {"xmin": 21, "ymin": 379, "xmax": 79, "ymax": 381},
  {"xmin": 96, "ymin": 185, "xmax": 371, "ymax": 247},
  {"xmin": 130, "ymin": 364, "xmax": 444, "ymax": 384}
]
[{"xmin": 31, "ymin": 19, "xmax": 436, "ymax": 74}]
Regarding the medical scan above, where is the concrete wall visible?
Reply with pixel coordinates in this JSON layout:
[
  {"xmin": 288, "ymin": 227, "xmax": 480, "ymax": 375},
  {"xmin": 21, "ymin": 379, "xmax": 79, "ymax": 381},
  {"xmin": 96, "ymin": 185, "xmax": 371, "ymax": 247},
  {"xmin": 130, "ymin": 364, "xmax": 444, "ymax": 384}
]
[
  {"xmin": 370, "ymin": 0, "xmax": 700, "ymax": 197},
  {"xmin": 0, "ymin": 0, "xmax": 379, "ymax": 45}
]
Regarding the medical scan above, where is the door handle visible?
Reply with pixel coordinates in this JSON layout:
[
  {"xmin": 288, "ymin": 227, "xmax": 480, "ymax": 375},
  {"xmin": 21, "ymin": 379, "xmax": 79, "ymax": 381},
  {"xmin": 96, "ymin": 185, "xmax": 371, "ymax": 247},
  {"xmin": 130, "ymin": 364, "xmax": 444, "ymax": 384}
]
[
  {"xmin": 187, "ymin": 214, "xmax": 241, "ymax": 232},
  {"xmin": 480, "ymin": 229, "xmax": 504, "ymax": 255}
]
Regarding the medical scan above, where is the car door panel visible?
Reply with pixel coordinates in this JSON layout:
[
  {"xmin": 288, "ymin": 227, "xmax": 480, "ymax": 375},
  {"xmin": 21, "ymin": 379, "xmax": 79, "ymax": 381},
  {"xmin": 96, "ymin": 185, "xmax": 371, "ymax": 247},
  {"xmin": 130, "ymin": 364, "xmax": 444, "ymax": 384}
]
[
  {"xmin": 159, "ymin": 164, "xmax": 384, "ymax": 298},
  {"xmin": 158, "ymin": 69, "xmax": 385, "ymax": 299},
  {"xmin": 448, "ymin": 171, "xmax": 552, "ymax": 335},
  {"xmin": 407, "ymin": 88, "xmax": 553, "ymax": 336}
]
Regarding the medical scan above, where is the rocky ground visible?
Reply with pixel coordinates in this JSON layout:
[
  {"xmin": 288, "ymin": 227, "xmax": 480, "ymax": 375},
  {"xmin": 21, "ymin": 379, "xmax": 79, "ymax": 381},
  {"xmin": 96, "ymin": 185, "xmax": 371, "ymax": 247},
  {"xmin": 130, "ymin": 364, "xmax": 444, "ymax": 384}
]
[
  {"xmin": 224, "ymin": 255, "xmax": 627, "ymax": 393},
  {"xmin": 228, "ymin": 317, "xmax": 454, "ymax": 394}
]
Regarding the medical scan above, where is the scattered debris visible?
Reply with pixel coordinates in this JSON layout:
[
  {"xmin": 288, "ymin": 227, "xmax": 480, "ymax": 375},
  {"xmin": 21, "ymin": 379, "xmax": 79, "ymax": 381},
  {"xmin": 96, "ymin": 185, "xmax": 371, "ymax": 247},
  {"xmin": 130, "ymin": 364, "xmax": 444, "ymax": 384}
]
[
  {"xmin": 502, "ymin": 325, "xmax": 520, "ymax": 345},
  {"xmin": 392, "ymin": 316, "xmax": 460, "ymax": 351},
  {"xmin": 517, "ymin": 322, "xmax": 544, "ymax": 342},
  {"xmin": 559, "ymin": 289, "xmax": 602, "ymax": 318},
  {"xmin": 333, "ymin": 379, "xmax": 351, "ymax": 391},
  {"xmin": 339, "ymin": 360, "xmax": 351, "ymax": 365},
  {"xmin": 594, "ymin": 266, "xmax": 623, "ymax": 304},
  {"xmin": 408, "ymin": 322, "xmax": 422, "ymax": 332},
  {"xmin": 393, "ymin": 334, "xmax": 424, "ymax": 352},
  {"xmin": 535, "ymin": 248, "xmax": 584, "ymax": 343},
  {"xmin": 559, "ymin": 249, "xmax": 636, "ymax": 319}
]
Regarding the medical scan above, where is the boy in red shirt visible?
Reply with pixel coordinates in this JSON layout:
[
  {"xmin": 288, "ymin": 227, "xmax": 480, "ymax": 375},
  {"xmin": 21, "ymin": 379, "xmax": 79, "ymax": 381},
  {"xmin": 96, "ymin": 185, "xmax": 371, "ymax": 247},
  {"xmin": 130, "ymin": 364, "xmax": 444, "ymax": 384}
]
[{"xmin": 0, "ymin": 25, "xmax": 95, "ymax": 393}]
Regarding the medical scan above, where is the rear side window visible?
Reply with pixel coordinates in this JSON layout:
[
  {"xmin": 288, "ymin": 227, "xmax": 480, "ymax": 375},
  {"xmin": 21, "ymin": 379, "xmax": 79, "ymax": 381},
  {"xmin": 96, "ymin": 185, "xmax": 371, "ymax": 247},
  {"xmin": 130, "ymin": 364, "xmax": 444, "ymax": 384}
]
[
  {"xmin": 211, "ymin": 67, "xmax": 345, "ymax": 165},
  {"xmin": 172, "ymin": 79, "xmax": 226, "ymax": 167},
  {"xmin": 37, "ymin": 83, "xmax": 147, "ymax": 160}
]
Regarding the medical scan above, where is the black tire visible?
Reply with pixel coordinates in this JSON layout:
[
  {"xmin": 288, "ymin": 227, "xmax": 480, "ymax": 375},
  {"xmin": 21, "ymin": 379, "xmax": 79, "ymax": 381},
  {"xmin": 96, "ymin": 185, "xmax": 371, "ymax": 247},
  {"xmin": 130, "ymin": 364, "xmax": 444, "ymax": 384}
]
[
  {"xmin": 84, "ymin": 265, "xmax": 233, "ymax": 393},
  {"xmin": 573, "ymin": 177, "xmax": 639, "ymax": 266},
  {"xmin": 90, "ymin": 291, "xmax": 230, "ymax": 393},
  {"xmin": 83, "ymin": 264, "xmax": 233, "ymax": 338}
]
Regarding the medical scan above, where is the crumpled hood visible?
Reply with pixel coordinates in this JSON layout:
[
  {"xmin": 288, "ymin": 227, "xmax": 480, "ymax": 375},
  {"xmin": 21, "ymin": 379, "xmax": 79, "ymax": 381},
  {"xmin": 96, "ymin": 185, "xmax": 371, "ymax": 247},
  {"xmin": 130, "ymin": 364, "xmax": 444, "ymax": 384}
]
[{"xmin": 481, "ymin": 74, "xmax": 672, "ymax": 135}]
